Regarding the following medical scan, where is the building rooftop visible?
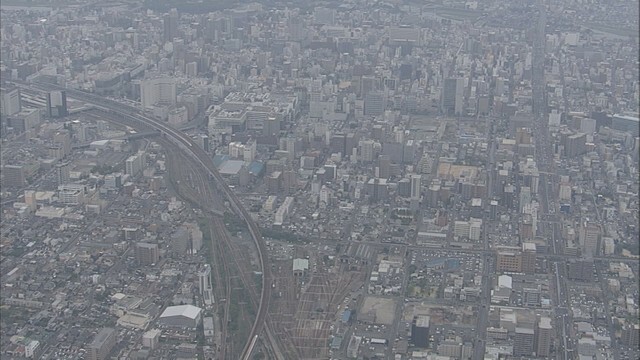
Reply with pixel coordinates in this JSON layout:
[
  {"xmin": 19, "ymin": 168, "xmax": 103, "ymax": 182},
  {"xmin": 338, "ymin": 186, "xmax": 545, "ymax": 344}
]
[{"xmin": 159, "ymin": 305, "xmax": 202, "ymax": 320}]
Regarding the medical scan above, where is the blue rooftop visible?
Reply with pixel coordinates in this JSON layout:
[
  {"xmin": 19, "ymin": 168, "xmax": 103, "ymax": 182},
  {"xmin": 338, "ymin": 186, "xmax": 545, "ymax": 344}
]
[
  {"xmin": 341, "ymin": 310, "xmax": 351, "ymax": 323},
  {"xmin": 248, "ymin": 161, "xmax": 265, "ymax": 176},
  {"xmin": 213, "ymin": 154, "xmax": 230, "ymax": 168}
]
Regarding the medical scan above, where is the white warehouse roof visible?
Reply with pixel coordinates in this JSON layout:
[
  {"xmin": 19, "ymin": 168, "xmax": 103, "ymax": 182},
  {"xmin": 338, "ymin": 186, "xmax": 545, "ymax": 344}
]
[{"xmin": 159, "ymin": 305, "xmax": 202, "ymax": 320}]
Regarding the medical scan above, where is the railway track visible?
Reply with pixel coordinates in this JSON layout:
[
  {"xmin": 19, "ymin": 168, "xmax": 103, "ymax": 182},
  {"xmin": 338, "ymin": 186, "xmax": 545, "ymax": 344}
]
[
  {"xmin": 15, "ymin": 81, "xmax": 273, "ymax": 360},
  {"xmin": 163, "ymin": 142, "xmax": 246, "ymax": 359}
]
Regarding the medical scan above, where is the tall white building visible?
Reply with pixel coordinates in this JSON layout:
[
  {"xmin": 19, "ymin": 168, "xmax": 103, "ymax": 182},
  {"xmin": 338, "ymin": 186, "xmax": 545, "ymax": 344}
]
[
  {"xmin": 141, "ymin": 77, "xmax": 177, "ymax": 109},
  {"xmin": 364, "ymin": 91, "xmax": 386, "ymax": 116},
  {"xmin": 469, "ymin": 218, "xmax": 483, "ymax": 241},
  {"xmin": 359, "ymin": 140, "xmax": 375, "ymax": 163},
  {"xmin": 454, "ymin": 221, "xmax": 470, "ymax": 238},
  {"xmin": 0, "ymin": 86, "xmax": 21, "ymax": 116},
  {"xmin": 125, "ymin": 152, "xmax": 146, "ymax": 176}
]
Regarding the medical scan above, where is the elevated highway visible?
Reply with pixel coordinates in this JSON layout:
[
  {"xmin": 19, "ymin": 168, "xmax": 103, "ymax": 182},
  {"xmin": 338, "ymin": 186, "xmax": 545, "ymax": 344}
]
[{"xmin": 15, "ymin": 81, "xmax": 271, "ymax": 360}]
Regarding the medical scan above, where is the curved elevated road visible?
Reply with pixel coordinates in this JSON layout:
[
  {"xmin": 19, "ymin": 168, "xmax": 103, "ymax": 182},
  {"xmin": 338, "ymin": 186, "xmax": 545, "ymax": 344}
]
[{"xmin": 19, "ymin": 81, "xmax": 271, "ymax": 360}]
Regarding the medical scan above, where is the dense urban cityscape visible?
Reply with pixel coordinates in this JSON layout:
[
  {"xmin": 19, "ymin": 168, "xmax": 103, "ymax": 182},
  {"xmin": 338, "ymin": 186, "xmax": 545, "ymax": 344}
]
[{"xmin": 0, "ymin": 0, "xmax": 638, "ymax": 359}]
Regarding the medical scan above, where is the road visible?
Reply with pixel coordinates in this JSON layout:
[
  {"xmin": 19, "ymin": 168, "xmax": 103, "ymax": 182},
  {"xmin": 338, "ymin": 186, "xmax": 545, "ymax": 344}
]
[
  {"xmin": 472, "ymin": 112, "xmax": 498, "ymax": 360},
  {"xmin": 16, "ymin": 80, "xmax": 273, "ymax": 360},
  {"xmin": 529, "ymin": 1, "xmax": 576, "ymax": 359}
]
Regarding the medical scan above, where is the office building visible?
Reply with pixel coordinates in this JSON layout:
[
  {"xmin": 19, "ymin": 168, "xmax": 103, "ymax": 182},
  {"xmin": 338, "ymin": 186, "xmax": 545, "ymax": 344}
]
[
  {"xmin": 0, "ymin": 86, "xmax": 21, "ymax": 116},
  {"xmin": 364, "ymin": 91, "xmax": 386, "ymax": 116},
  {"xmin": 468, "ymin": 218, "xmax": 482, "ymax": 241},
  {"xmin": 441, "ymin": 78, "xmax": 464, "ymax": 115},
  {"xmin": 564, "ymin": 132, "xmax": 587, "ymax": 158},
  {"xmin": 523, "ymin": 286, "xmax": 541, "ymax": 307},
  {"xmin": 56, "ymin": 162, "xmax": 71, "ymax": 185},
  {"xmin": 521, "ymin": 242, "xmax": 537, "ymax": 274},
  {"xmin": 104, "ymin": 173, "xmax": 123, "ymax": 189},
  {"xmin": 579, "ymin": 222, "xmax": 601, "ymax": 256},
  {"xmin": 141, "ymin": 77, "xmax": 177, "ymax": 109},
  {"xmin": 496, "ymin": 249, "xmax": 522, "ymax": 273},
  {"xmin": 377, "ymin": 155, "xmax": 391, "ymax": 179},
  {"xmin": 135, "ymin": 242, "xmax": 159, "ymax": 265},
  {"xmin": 2, "ymin": 164, "xmax": 26, "ymax": 187},
  {"xmin": 438, "ymin": 341, "xmax": 462, "ymax": 358},
  {"xmin": 403, "ymin": 139, "xmax": 415, "ymax": 164},
  {"xmin": 621, "ymin": 324, "xmax": 640, "ymax": 348},
  {"xmin": 454, "ymin": 220, "xmax": 471, "ymax": 238},
  {"xmin": 611, "ymin": 114, "xmax": 640, "ymax": 136},
  {"xmin": 359, "ymin": 139, "xmax": 376, "ymax": 163},
  {"xmin": 142, "ymin": 329, "xmax": 161, "ymax": 350},
  {"xmin": 88, "ymin": 328, "xmax": 116, "ymax": 360},
  {"xmin": 46, "ymin": 91, "xmax": 68, "ymax": 118},
  {"xmin": 313, "ymin": 7, "xmax": 336, "ymax": 25},
  {"xmin": 53, "ymin": 130, "xmax": 72, "ymax": 158},
  {"xmin": 58, "ymin": 185, "xmax": 85, "ymax": 204},
  {"xmin": 536, "ymin": 317, "xmax": 553, "ymax": 357},
  {"xmin": 163, "ymin": 8, "xmax": 179, "ymax": 42},
  {"xmin": 125, "ymin": 152, "xmax": 146, "ymax": 176},
  {"xmin": 513, "ymin": 327, "xmax": 535, "ymax": 356},
  {"xmin": 24, "ymin": 190, "xmax": 37, "ymax": 212},
  {"xmin": 410, "ymin": 174, "xmax": 422, "ymax": 200},
  {"xmin": 411, "ymin": 315, "xmax": 430, "ymax": 348}
]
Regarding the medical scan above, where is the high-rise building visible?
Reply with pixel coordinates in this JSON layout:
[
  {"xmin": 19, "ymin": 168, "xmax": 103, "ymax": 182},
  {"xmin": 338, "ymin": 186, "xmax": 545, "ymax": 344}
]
[
  {"xmin": 56, "ymin": 162, "xmax": 71, "ymax": 185},
  {"xmin": 469, "ymin": 218, "xmax": 482, "ymax": 241},
  {"xmin": 53, "ymin": 130, "xmax": 72, "ymax": 158},
  {"xmin": 163, "ymin": 8, "xmax": 179, "ymax": 42},
  {"xmin": 88, "ymin": 328, "xmax": 116, "ymax": 360},
  {"xmin": 141, "ymin": 77, "xmax": 177, "ymax": 109},
  {"xmin": 135, "ymin": 242, "xmax": 159, "ymax": 265},
  {"xmin": 536, "ymin": 317, "xmax": 553, "ymax": 357},
  {"xmin": 0, "ymin": 86, "xmax": 21, "ymax": 116},
  {"xmin": 377, "ymin": 155, "xmax": 391, "ymax": 179},
  {"xmin": 454, "ymin": 221, "xmax": 470, "ymax": 239},
  {"xmin": 437, "ymin": 341, "xmax": 462, "ymax": 358},
  {"xmin": 125, "ymin": 152, "xmax": 146, "ymax": 177},
  {"xmin": 24, "ymin": 190, "xmax": 37, "ymax": 212},
  {"xmin": 621, "ymin": 324, "xmax": 640, "ymax": 348},
  {"xmin": 364, "ymin": 91, "xmax": 386, "ymax": 116},
  {"xmin": 411, "ymin": 315, "xmax": 430, "ymax": 348},
  {"xmin": 521, "ymin": 242, "xmax": 537, "ymax": 274},
  {"xmin": 398, "ymin": 178, "xmax": 411, "ymax": 197},
  {"xmin": 496, "ymin": 249, "xmax": 522, "ymax": 273},
  {"xmin": 441, "ymin": 78, "xmax": 464, "ymax": 115},
  {"xmin": 563, "ymin": 132, "xmax": 587, "ymax": 158},
  {"xmin": 142, "ymin": 329, "xmax": 161, "ymax": 350},
  {"xmin": 46, "ymin": 91, "xmax": 68, "ymax": 118},
  {"xmin": 313, "ymin": 7, "xmax": 336, "ymax": 25},
  {"xmin": 359, "ymin": 140, "xmax": 375, "ymax": 163},
  {"xmin": 403, "ymin": 139, "xmax": 415, "ymax": 164},
  {"xmin": 579, "ymin": 222, "xmax": 601, "ymax": 256},
  {"xmin": 2, "ymin": 165, "xmax": 26, "ymax": 188},
  {"xmin": 410, "ymin": 174, "xmax": 422, "ymax": 200},
  {"xmin": 611, "ymin": 114, "xmax": 640, "ymax": 136},
  {"xmin": 513, "ymin": 327, "xmax": 535, "ymax": 356}
]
